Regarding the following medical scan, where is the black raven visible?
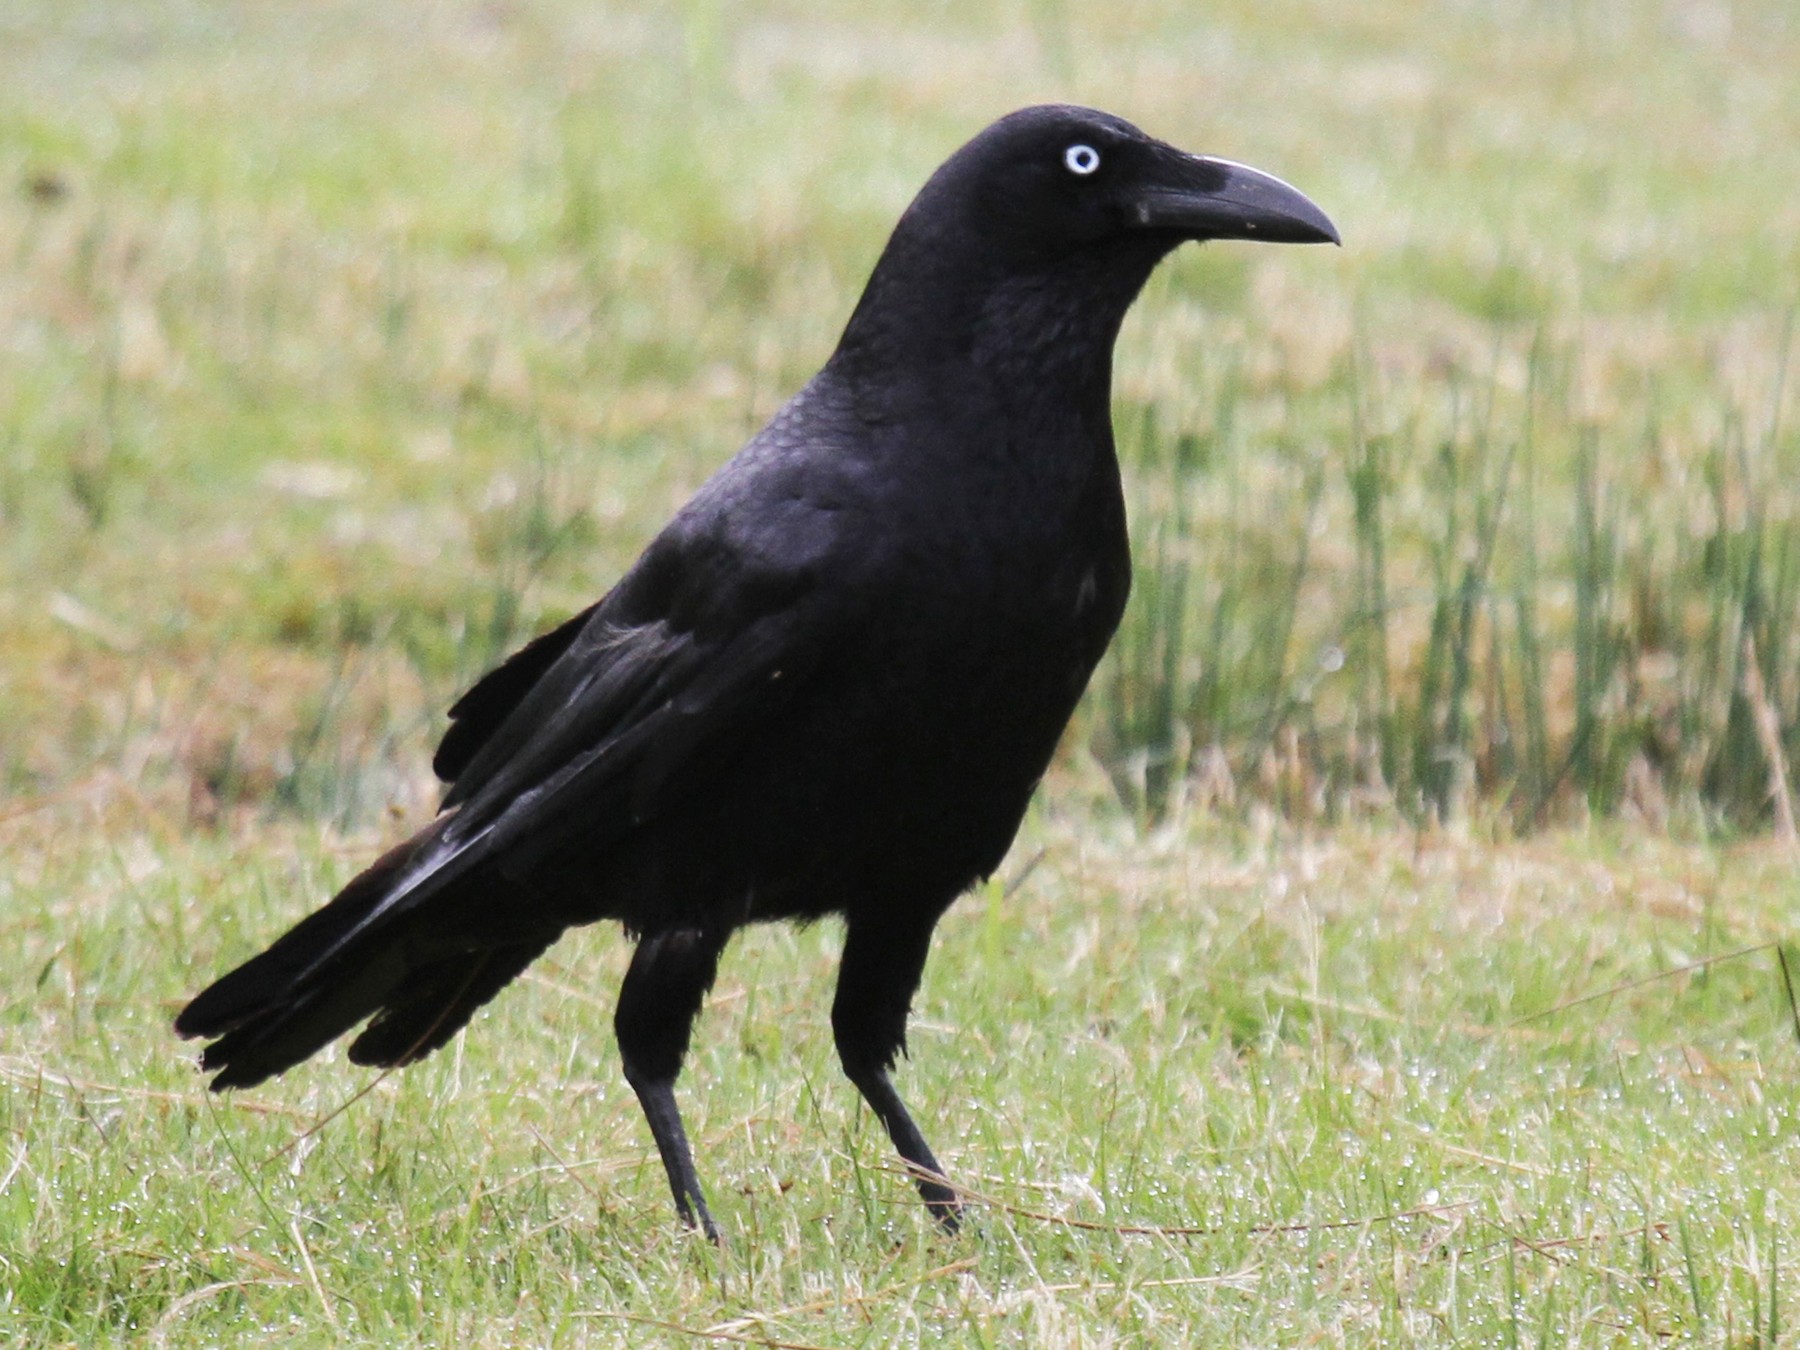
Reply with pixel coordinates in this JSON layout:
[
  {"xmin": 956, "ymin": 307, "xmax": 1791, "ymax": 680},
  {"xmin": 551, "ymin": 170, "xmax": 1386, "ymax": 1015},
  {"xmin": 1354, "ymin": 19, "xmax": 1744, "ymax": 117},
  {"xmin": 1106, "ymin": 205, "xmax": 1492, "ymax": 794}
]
[{"xmin": 178, "ymin": 105, "xmax": 1336, "ymax": 1238}]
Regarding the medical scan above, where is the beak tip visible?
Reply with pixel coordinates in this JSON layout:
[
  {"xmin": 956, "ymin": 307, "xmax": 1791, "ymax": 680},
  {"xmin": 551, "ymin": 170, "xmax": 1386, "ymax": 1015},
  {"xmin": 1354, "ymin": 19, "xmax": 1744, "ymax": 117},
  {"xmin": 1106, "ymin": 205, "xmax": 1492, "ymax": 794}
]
[{"xmin": 1288, "ymin": 202, "xmax": 1341, "ymax": 248}]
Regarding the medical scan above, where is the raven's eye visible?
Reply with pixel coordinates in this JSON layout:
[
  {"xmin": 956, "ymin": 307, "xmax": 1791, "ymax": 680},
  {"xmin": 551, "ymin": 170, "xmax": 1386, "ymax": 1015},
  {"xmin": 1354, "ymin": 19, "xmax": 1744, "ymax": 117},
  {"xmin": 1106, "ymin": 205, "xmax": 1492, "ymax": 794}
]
[{"xmin": 1063, "ymin": 144, "xmax": 1101, "ymax": 176}]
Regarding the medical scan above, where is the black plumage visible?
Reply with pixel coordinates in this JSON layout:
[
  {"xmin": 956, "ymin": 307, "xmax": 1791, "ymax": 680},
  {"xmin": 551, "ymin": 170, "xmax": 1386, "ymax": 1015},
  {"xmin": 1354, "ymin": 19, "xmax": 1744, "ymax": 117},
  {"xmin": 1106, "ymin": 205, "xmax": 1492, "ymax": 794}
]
[{"xmin": 177, "ymin": 105, "xmax": 1337, "ymax": 1238}]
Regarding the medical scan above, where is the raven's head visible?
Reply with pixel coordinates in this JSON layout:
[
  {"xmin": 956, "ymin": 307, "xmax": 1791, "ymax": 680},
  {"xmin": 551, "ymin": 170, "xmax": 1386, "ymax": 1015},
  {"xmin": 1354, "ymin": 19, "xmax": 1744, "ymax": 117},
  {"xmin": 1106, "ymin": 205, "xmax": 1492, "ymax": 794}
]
[
  {"xmin": 839, "ymin": 106, "xmax": 1336, "ymax": 380},
  {"xmin": 910, "ymin": 104, "xmax": 1338, "ymax": 265}
]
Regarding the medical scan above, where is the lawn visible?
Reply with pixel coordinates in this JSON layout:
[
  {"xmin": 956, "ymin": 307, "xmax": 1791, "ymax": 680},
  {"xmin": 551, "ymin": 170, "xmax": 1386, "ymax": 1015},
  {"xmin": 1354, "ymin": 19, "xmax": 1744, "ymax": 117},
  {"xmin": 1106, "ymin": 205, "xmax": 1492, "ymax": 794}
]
[{"xmin": 4, "ymin": 0, "xmax": 1800, "ymax": 1343}]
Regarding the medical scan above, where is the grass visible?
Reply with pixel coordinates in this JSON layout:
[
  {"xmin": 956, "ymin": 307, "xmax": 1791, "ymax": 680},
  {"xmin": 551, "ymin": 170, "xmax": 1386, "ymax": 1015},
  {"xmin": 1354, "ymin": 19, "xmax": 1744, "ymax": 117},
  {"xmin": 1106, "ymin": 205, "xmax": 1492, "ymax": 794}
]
[
  {"xmin": 8, "ymin": 810, "xmax": 1800, "ymax": 1343},
  {"xmin": 5, "ymin": 0, "xmax": 1800, "ymax": 1342}
]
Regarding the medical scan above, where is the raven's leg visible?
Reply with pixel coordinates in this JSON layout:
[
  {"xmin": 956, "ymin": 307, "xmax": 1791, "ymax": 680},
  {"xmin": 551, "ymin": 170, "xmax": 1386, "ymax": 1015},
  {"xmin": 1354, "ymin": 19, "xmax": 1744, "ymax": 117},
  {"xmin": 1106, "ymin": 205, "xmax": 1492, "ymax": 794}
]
[
  {"xmin": 615, "ymin": 928, "xmax": 727, "ymax": 1240},
  {"xmin": 832, "ymin": 914, "xmax": 961, "ymax": 1230}
]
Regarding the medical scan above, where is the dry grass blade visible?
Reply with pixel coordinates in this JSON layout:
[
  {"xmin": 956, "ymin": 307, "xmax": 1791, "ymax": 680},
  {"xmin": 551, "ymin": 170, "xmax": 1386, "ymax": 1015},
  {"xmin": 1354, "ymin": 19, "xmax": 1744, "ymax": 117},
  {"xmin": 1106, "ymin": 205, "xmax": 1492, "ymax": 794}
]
[
  {"xmin": 1002, "ymin": 848, "xmax": 1047, "ymax": 900},
  {"xmin": 148, "ymin": 1280, "xmax": 297, "ymax": 1347},
  {"xmin": 0, "ymin": 1058, "xmax": 312, "ymax": 1120},
  {"xmin": 874, "ymin": 1164, "xmax": 1474, "ymax": 1238},
  {"xmin": 288, "ymin": 1218, "xmax": 340, "ymax": 1334},
  {"xmin": 1777, "ymin": 945, "xmax": 1800, "ymax": 1049},
  {"xmin": 1495, "ymin": 1219, "xmax": 1670, "ymax": 1256},
  {"xmin": 257, "ymin": 963, "xmax": 479, "ymax": 1164},
  {"xmin": 256, "ymin": 1067, "xmax": 400, "ymax": 1166},
  {"xmin": 707, "ymin": 1259, "xmax": 980, "ymax": 1336},
  {"xmin": 1265, "ymin": 983, "xmax": 1551, "ymax": 1042},
  {"xmin": 524, "ymin": 1124, "xmax": 602, "ymax": 1200},
  {"xmin": 1030, "ymin": 1268, "xmax": 1262, "ymax": 1294},
  {"xmin": 575, "ymin": 1311, "xmax": 838, "ymax": 1350},
  {"xmin": 1498, "ymin": 943, "xmax": 1777, "ymax": 1030}
]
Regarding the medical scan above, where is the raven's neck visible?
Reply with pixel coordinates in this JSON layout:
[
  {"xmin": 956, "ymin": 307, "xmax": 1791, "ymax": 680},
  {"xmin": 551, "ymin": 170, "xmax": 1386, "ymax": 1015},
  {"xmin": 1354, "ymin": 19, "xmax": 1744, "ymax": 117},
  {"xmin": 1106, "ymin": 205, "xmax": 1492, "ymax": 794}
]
[{"xmin": 832, "ymin": 236, "xmax": 1177, "ymax": 433}]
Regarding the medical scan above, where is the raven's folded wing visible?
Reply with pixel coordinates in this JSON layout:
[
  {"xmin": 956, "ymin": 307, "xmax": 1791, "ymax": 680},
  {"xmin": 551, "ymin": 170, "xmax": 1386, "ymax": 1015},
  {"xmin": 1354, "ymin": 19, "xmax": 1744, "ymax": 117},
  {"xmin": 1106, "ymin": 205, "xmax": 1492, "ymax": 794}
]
[
  {"xmin": 432, "ymin": 599, "xmax": 601, "ymax": 785},
  {"xmin": 311, "ymin": 518, "xmax": 851, "ymax": 973}
]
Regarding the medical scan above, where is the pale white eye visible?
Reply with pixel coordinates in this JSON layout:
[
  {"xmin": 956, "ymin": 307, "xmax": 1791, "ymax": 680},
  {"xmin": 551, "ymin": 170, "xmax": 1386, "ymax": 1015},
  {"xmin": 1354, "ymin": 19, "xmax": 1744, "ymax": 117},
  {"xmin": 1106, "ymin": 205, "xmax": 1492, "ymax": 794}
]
[{"xmin": 1064, "ymin": 143, "xmax": 1101, "ymax": 176}]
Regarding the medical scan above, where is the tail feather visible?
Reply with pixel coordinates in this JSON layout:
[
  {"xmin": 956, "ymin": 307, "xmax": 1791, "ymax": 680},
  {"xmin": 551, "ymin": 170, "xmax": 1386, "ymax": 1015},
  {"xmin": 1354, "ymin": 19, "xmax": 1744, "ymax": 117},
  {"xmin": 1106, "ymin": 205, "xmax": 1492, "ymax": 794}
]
[
  {"xmin": 177, "ymin": 824, "xmax": 557, "ymax": 1090},
  {"xmin": 176, "ymin": 833, "xmax": 427, "ymax": 1041},
  {"xmin": 347, "ymin": 939, "xmax": 556, "ymax": 1067},
  {"xmin": 199, "ymin": 959, "xmax": 401, "ymax": 1090}
]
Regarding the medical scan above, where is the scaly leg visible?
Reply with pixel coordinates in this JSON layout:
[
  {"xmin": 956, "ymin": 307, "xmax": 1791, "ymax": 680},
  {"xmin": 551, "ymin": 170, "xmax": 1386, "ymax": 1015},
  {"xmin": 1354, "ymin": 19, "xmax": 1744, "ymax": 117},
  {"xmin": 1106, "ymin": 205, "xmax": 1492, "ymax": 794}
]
[
  {"xmin": 832, "ymin": 914, "xmax": 961, "ymax": 1229},
  {"xmin": 615, "ymin": 927, "xmax": 727, "ymax": 1240}
]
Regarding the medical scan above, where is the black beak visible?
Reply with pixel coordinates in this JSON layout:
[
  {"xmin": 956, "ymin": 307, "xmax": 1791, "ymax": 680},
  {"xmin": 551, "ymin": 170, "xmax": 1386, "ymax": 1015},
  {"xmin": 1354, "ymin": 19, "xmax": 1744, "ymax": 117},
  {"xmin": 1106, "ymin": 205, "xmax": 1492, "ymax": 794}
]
[{"xmin": 1133, "ymin": 154, "xmax": 1340, "ymax": 246}]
